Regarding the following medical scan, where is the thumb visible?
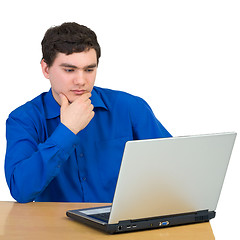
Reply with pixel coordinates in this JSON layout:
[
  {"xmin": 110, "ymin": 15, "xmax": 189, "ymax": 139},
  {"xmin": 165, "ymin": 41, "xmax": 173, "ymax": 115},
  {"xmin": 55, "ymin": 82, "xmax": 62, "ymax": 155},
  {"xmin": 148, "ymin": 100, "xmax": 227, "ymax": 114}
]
[{"xmin": 59, "ymin": 93, "xmax": 69, "ymax": 109}]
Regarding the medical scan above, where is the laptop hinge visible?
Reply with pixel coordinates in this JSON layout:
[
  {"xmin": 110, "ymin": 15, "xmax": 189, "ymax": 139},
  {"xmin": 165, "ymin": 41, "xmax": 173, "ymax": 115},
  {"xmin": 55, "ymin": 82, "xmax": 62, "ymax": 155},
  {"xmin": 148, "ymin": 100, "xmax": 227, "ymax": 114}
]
[
  {"xmin": 116, "ymin": 209, "xmax": 215, "ymax": 227},
  {"xmin": 106, "ymin": 210, "xmax": 216, "ymax": 233}
]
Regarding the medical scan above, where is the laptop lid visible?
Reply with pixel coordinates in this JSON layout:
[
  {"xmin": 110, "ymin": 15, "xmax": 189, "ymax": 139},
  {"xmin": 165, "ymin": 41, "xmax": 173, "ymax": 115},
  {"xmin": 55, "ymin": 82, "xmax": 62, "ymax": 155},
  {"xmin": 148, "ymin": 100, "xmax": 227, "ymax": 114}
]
[{"xmin": 109, "ymin": 132, "xmax": 236, "ymax": 224}]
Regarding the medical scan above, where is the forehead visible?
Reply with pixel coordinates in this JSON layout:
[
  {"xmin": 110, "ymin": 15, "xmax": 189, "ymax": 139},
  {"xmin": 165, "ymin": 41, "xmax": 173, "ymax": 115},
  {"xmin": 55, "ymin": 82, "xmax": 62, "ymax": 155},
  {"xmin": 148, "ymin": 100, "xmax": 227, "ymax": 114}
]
[{"xmin": 53, "ymin": 49, "xmax": 97, "ymax": 67}]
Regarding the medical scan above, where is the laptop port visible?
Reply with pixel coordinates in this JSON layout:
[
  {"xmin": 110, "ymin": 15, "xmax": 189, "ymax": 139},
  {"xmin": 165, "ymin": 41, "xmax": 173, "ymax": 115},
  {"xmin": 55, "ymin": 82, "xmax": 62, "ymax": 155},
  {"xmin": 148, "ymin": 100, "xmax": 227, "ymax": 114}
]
[
  {"xmin": 161, "ymin": 221, "xmax": 169, "ymax": 226},
  {"xmin": 118, "ymin": 226, "xmax": 123, "ymax": 231},
  {"xmin": 126, "ymin": 225, "xmax": 131, "ymax": 229}
]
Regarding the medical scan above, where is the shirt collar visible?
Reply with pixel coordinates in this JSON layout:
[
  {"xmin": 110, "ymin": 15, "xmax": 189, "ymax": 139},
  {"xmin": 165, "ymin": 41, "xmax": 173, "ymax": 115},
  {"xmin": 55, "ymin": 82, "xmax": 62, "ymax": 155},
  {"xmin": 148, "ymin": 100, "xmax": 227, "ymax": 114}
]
[
  {"xmin": 44, "ymin": 89, "xmax": 60, "ymax": 119},
  {"xmin": 44, "ymin": 87, "xmax": 108, "ymax": 120},
  {"xmin": 91, "ymin": 87, "xmax": 108, "ymax": 110}
]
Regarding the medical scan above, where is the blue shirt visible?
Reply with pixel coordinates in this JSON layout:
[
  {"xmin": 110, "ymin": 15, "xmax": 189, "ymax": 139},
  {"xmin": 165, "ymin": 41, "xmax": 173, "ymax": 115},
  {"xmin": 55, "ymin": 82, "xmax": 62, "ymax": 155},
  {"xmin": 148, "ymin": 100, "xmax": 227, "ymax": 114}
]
[{"xmin": 5, "ymin": 87, "xmax": 171, "ymax": 203}]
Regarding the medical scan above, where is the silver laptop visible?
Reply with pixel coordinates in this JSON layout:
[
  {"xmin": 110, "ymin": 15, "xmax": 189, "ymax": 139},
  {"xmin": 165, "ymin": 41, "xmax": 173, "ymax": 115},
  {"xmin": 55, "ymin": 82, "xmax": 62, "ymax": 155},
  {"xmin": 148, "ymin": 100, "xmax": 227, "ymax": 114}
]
[{"xmin": 66, "ymin": 132, "xmax": 236, "ymax": 233}]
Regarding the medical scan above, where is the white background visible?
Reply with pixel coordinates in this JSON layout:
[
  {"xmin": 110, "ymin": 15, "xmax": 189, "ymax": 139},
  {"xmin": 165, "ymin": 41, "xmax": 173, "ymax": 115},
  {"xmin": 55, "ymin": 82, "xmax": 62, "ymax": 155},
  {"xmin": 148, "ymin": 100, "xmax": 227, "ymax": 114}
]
[{"xmin": 0, "ymin": 0, "xmax": 239, "ymax": 239}]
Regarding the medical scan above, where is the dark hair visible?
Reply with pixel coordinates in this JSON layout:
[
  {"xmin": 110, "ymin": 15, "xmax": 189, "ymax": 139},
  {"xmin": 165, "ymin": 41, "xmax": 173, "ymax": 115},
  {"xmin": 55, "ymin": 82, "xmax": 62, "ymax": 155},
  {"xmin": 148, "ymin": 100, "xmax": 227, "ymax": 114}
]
[{"xmin": 41, "ymin": 22, "xmax": 101, "ymax": 67}]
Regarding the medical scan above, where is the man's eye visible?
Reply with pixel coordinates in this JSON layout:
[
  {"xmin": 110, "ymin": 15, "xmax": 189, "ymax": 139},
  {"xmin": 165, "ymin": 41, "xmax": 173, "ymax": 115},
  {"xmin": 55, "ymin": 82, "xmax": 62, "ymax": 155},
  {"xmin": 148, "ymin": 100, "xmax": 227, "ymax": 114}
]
[
  {"xmin": 85, "ymin": 68, "xmax": 94, "ymax": 72},
  {"xmin": 64, "ymin": 68, "xmax": 74, "ymax": 72}
]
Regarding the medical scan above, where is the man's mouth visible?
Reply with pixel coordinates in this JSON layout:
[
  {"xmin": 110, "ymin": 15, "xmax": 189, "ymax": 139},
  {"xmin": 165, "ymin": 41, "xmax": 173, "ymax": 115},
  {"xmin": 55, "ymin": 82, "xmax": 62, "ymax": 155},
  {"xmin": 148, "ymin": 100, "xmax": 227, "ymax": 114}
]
[{"xmin": 71, "ymin": 89, "xmax": 87, "ymax": 95}]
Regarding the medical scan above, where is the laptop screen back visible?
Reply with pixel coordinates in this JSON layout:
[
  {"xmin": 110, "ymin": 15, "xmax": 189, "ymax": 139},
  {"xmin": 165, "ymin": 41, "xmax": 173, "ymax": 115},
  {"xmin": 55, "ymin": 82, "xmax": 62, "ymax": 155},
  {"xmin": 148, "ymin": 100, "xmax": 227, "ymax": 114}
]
[{"xmin": 109, "ymin": 133, "xmax": 236, "ymax": 224}]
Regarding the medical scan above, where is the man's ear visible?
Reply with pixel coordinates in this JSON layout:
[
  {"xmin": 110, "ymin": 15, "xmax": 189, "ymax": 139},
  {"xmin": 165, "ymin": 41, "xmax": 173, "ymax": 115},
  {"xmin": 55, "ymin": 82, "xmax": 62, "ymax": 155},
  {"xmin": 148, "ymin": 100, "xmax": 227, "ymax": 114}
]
[{"xmin": 41, "ymin": 59, "xmax": 50, "ymax": 79}]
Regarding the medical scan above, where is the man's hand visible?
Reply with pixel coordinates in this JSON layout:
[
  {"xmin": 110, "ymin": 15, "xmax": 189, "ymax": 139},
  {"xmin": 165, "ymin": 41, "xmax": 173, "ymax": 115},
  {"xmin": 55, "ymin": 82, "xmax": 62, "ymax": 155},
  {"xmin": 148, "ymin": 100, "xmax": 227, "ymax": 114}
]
[{"xmin": 59, "ymin": 93, "xmax": 95, "ymax": 134}]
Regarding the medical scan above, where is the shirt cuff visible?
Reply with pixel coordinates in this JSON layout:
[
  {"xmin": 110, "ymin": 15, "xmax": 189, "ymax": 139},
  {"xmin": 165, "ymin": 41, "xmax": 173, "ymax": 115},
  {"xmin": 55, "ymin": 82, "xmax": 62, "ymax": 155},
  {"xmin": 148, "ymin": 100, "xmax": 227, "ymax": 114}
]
[{"xmin": 49, "ymin": 123, "xmax": 79, "ymax": 155}]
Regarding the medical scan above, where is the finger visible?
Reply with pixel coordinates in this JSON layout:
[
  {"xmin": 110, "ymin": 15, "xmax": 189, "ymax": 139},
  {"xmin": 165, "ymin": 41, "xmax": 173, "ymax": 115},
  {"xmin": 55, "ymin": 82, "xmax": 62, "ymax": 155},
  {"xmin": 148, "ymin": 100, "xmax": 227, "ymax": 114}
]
[
  {"xmin": 88, "ymin": 110, "xmax": 95, "ymax": 122},
  {"xmin": 77, "ymin": 92, "xmax": 92, "ymax": 102},
  {"xmin": 59, "ymin": 93, "xmax": 69, "ymax": 109},
  {"xmin": 90, "ymin": 103, "xmax": 94, "ymax": 111}
]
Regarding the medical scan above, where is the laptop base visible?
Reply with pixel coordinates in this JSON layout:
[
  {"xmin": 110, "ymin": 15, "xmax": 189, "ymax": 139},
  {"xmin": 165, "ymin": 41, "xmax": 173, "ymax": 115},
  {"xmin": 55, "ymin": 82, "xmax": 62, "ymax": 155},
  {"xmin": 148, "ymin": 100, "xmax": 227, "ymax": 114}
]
[{"xmin": 66, "ymin": 209, "xmax": 216, "ymax": 234}]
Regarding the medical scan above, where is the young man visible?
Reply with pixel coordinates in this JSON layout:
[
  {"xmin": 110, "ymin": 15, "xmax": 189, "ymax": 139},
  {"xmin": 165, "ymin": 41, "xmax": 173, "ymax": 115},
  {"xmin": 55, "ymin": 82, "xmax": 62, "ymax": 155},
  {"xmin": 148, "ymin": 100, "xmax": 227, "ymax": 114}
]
[{"xmin": 5, "ymin": 22, "xmax": 171, "ymax": 203}]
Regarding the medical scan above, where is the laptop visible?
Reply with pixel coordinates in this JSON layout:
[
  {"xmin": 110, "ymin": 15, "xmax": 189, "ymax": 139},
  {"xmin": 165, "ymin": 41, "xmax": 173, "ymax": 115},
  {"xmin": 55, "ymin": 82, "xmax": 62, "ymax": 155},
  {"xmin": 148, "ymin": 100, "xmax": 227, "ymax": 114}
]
[{"xmin": 66, "ymin": 132, "xmax": 236, "ymax": 234}]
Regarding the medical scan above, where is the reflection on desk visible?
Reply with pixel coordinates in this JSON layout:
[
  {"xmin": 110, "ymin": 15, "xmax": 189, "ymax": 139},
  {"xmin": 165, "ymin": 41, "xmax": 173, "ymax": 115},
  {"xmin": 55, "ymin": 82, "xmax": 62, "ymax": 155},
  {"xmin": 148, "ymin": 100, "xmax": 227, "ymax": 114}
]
[{"xmin": 0, "ymin": 202, "xmax": 215, "ymax": 240}]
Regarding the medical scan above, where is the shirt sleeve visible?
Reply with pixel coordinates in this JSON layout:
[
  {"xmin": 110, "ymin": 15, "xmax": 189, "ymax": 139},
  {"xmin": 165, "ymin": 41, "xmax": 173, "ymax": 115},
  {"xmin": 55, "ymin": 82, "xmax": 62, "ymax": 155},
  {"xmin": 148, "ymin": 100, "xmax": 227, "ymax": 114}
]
[
  {"xmin": 5, "ymin": 114, "xmax": 79, "ymax": 203},
  {"xmin": 129, "ymin": 96, "xmax": 172, "ymax": 140}
]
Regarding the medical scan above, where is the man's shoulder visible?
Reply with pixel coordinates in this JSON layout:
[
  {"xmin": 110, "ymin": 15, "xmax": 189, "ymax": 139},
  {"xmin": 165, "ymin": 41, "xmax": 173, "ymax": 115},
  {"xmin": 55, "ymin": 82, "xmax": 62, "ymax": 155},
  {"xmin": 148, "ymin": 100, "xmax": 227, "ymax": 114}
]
[{"xmin": 8, "ymin": 92, "xmax": 47, "ymax": 120}]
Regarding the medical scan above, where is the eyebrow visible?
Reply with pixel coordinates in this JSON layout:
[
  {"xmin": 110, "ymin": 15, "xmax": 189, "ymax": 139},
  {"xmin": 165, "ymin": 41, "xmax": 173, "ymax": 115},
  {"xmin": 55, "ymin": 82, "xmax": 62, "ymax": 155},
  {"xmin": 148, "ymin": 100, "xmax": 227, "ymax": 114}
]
[{"xmin": 59, "ymin": 63, "xmax": 97, "ymax": 69}]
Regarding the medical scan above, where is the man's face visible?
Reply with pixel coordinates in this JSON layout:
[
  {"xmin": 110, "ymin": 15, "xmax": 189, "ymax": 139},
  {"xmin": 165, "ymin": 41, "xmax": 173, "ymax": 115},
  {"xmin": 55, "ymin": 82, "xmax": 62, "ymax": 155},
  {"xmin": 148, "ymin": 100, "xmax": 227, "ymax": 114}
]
[{"xmin": 41, "ymin": 48, "xmax": 98, "ymax": 104}]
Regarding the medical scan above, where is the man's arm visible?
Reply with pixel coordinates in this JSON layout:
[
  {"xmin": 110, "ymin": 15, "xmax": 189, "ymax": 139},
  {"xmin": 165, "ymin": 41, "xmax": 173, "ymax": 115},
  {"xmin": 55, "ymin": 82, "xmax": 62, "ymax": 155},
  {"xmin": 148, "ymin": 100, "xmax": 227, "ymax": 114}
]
[
  {"xmin": 5, "ymin": 118, "xmax": 79, "ymax": 203},
  {"xmin": 5, "ymin": 92, "xmax": 95, "ymax": 203}
]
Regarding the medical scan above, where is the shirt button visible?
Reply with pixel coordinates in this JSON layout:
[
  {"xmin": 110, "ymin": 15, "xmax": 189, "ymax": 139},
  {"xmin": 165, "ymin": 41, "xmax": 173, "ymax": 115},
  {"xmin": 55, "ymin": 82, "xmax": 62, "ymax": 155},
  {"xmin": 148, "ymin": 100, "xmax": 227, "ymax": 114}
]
[
  {"xmin": 80, "ymin": 153, "xmax": 84, "ymax": 158},
  {"xmin": 82, "ymin": 177, "xmax": 86, "ymax": 181}
]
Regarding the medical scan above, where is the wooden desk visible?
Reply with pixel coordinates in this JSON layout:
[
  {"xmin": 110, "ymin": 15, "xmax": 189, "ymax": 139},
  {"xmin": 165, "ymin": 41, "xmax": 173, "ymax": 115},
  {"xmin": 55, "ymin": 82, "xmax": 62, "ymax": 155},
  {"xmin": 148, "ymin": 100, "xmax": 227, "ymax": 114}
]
[{"xmin": 0, "ymin": 202, "xmax": 215, "ymax": 239}]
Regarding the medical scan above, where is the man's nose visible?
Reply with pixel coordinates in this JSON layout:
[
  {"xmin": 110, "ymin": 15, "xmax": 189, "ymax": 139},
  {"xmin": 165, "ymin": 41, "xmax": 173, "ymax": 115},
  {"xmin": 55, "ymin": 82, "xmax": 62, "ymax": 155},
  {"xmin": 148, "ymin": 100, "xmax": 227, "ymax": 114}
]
[{"xmin": 74, "ymin": 70, "xmax": 86, "ymax": 85}]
